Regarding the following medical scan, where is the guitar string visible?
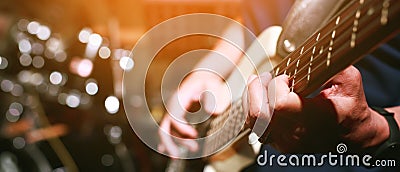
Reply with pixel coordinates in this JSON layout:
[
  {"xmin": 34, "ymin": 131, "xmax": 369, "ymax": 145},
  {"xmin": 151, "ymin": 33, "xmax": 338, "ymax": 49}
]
[
  {"xmin": 288, "ymin": 1, "xmax": 397, "ymax": 91},
  {"xmin": 205, "ymin": 99, "xmax": 243, "ymax": 152},
  {"xmin": 269, "ymin": 0, "xmax": 365, "ymax": 76},
  {"xmin": 271, "ymin": 0, "xmax": 376, "ymax": 83},
  {"xmin": 285, "ymin": 0, "xmax": 381, "ymax": 82}
]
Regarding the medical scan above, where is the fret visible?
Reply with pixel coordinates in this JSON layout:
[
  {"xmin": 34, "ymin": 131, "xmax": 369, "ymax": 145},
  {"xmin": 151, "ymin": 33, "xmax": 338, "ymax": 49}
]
[
  {"xmin": 204, "ymin": 98, "xmax": 245, "ymax": 155},
  {"xmin": 300, "ymin": 46, "xmax": 305, "ymax": 55},
  {"xmin": 319, "ymin": 46, "xmax": 324, "ymax": 54},
  {"xmin": 284, "ymin": 57, "xmax": 291, "ymax": 75},
  {"xmin": 307, "ymin": 46, "xmax": 316, "ymax": 81},
  {"xmin": 296, "ymin": 0, "xmax": 397, "ymax": 96},
  {"xmin": 381, "ymin": 0, "xmax": 390, "ymax": 25},
  {"xmin": 351, "ymin": 1, "xmax": 364, "ymax": 48},
  {"xmin": 291, "ymin": 58, "xmax": 300, "ymax": 92},
  {"xmin": 327, "ymin": 16, "xmax": 339, "ymax": 66},
  {"xmin": 275, "ymin": 67, "xmax": 280, "ymax": 77},
  {"xmin": 293, "ymin": 1, "xmax": 371, "ymax": 87},
  {"xmin": 316, "ymin": 32, "xmax": 321, "ymax": 41},
  {"xmin": 286, "ymin": 57, "xmax": 291, "ymax": 66},
  {"xmin": 291, "ymin": 59, "xmax": 300, "ymax": 93}
]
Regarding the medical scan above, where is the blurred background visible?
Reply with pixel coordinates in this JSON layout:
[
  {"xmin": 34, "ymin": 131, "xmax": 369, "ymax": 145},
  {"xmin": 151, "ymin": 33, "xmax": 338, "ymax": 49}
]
[{"xmin": 0, "ymin": 0, "xmax": 243, "ymax": 171}]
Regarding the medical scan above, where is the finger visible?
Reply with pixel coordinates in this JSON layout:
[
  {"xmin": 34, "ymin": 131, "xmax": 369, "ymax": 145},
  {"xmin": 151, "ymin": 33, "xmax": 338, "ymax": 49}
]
[
  {"xmin": 179, "ymin": 139, "xmax": 199, "ymax": 152},
  {"xmin": 329, "ymin": 66, "xmax": 361, "ymax": 85},
  {"xmin": 247, "ymin": 74, "xmax": 272, "ymax": 120},
  {"xmin": 321, "ymin": 66, "xmax": 363, "ymax": 97},
  {"xmin": 170, "ymin": 117, "xmax": 198, "ymax": 138},
  {"xmin": 268, "ymin": 75, "xmax": 302, "ymax": 113},
  {"xmin": 159, "ymin": 116, "xmax": 180, "ymax": 157},
  {"xmin": 243, "ymin": 75, "xmax": 257, "ymax": 125},
  {"xmin": 165, "ymin": 92, "xmax": 198, "ymax": 138},
  {"xmin": 158, "ymin": 144, "xmax": 165, "ymax": 153},
  {"xmin": 201, "ymin": 83, "xmax": 230, "ymax": 115}
]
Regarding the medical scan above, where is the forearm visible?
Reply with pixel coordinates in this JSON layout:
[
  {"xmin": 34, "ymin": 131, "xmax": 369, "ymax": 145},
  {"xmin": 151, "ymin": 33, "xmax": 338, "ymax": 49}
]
[
  {"xmin": 359, "ymin": 105, "xmax": 400, "ymax": 150},
  {"xmin": 194, "ymin": 22, "xmax": 245, "ymax": 79}
]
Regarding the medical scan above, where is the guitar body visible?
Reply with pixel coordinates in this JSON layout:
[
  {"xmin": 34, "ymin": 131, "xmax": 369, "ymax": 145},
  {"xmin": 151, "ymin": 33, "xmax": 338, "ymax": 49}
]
[{"xmin": 200, "ymin": 26, "xmax": 284, "ymax": 172}]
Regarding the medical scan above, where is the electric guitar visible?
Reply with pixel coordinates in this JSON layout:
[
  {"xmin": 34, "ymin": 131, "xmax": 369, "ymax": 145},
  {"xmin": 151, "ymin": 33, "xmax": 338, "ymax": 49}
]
[{"xmin": 167, "ymin": 0, "xmax": 400, "ymax": 171}]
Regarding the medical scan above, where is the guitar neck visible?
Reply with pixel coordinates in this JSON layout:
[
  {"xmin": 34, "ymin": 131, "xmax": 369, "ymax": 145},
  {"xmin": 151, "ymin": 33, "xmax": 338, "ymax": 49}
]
[
  {"xmin": 273, "ymin": 0, "xmax": 400, "ymax": 96},
  {"xmin": 204, "ymin": 0, "xmax": 400, "ymax": 155}
]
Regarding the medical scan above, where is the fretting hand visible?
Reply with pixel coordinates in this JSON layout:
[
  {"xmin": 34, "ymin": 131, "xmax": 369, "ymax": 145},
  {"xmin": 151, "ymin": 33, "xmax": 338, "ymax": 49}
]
[{"xmin": 244, "ymin": 66, "xmax": 390, "ymax": 153}]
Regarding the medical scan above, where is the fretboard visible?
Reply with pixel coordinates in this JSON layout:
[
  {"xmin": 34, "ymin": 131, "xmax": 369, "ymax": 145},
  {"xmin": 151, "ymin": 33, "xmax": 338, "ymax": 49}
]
[{"xmin": 204, "ymin": 0, "xmax": 400, "ymax": 155}]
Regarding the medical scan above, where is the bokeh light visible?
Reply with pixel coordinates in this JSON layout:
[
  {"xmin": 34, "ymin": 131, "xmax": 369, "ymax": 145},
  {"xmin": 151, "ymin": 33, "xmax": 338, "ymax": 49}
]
[
  {"xmin": 12, "ymin": 137, "xmax": 26, "ymax": 149},
  {"xmin": 19, "ymin": 54, "xmax": 32, "ymax": 67},
  {"xmin": 27, "ymin": 21, "xmax": 40, "ymax": 35},
  {"xmin": 78, "ymin": 28, "xmax": 92, "ymax": 43},
  {"xmin": 17, "ymin": 19, "xmax": 29, "ymax": 32},
  {"xmin": 18, "ymin": 70, "xmax": 32, "ymax": 83},
  {"xmin": 11, "ymin": 84, "xmax": 24, "ymax": 97},
  {"xmin": 32, "ymin": 56, "xmax": 45, "ymax": 68},
  {"xmin": 88, "ymin": 33, "xmax": 102, "ymax": 47},
  {"xmin": 46, "ymin": 37, "xmax": 62, "ymax": 54},
  {"xmin": 104, "ymin": 96, "xmax": 119, "ymax": 114},
  {"xmin": 54, "ymin": 51, "xmax": 67, "ymax": 62},
  {"xmin": 66, "ymin": 93, "xmax": 80, "ymax": 108},
  {"xmin": 0, "ymin": 57, "xmax": 8, "ymax": 69},
  {"xmin": 30, "ymin": 73, "xmax": 44, "ymax": 86},
  {"xmin": 18, "ymin": 39, "xmax": 31, "ymax": 53},
  {"xmin": 69, "ymin": 58, "xmax": 93, "ymax": 77},
  {"xmin": 37, "ymin": 25, "xmax": 51, "ymax": 40},
  {"xmin": 85, "ymin": 33, "xmax": 102, "ymax": 58},
  {"xmin": 49, "ymin": 71, "xmax": 63, "ymax": 85},
  {"xmin": 119, "ymin": 56, "xmax": 134, "ymax": 71},
  {"xmin": 31, "ymin": 42, "xmax": 44, "ymax": 55},
  {"xmin": 9, "ymin": 102, "xmax": 24, "ymax": 116},
  {"xmin": 99, "ymin": 46, "xmax": 111, "ymax": 59},
  {"xmin": 1, "ymin": 79, "xmax": 14, "ymax": 92},
  {"xmin": 101, "ymin": 154, "xmax": 114, "ymax": 167},
  {"xmin": 85, "ymin": 80, "xmax": 98, "ymax": 95},
  {"xmin": 110, "ymin": 126, "xmax": 122, "ymax": 138}
]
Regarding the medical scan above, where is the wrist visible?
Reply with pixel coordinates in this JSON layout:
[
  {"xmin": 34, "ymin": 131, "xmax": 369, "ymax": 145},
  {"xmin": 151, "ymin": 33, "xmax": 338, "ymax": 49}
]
[
  {"xmin": 367, "ymin": 107, "xmax": 400, "ymax": 162},
  {"xmin": 343, "ymin": 107, "xmax": 389, "ymax": 151},
  {"xmin": 366, "ymin": 108, "xmax": 390, "ymax": 148}
]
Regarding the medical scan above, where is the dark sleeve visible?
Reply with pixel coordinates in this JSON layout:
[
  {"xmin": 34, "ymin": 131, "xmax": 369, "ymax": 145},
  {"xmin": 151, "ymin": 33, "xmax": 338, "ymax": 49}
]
[{"xmin": 355, "ymin": 35, "xmax": 400, "ymax": 107}]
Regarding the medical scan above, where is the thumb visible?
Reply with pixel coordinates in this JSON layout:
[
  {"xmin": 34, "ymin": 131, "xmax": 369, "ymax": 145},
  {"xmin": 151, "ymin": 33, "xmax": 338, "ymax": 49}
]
[{"xmin": 321, "ymin": 66, "xmax": 363, "ymax": 97}]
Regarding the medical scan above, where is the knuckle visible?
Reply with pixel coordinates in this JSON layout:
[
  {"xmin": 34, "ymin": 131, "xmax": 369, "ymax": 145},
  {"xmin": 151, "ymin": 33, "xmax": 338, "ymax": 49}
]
[
  {"xmin": 347, "ymin": 66, "xmax": 362, "ymax": 80},
  {"xmin": 273, "ymin": 97, "xmax": 286, "ymax": 111}
]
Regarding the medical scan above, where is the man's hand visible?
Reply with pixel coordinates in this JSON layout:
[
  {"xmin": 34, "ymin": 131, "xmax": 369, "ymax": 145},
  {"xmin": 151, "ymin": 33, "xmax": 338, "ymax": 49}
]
[
  {"xmin": 158, "ymin": 70, "xmax": 231, "ymax": 157},
  {"xmin": 245, "ymin": 66, "xmax": 390, "ymax": 153}
]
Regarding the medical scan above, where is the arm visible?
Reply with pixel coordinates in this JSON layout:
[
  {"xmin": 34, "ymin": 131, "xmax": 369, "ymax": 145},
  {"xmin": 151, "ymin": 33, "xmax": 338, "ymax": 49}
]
[{"xmin": 158, "ymin": 22, "xmax": 247, "ymax": 157}]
